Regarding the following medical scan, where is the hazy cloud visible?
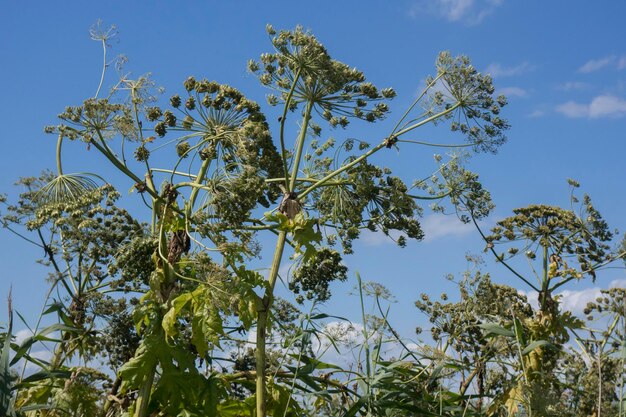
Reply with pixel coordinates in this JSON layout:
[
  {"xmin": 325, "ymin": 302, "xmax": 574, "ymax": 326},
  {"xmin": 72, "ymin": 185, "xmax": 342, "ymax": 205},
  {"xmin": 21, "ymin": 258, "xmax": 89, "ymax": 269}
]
[
  {"xmin": 555, "ymin": 101, "xmax": 590, "ymax": 118},
  {"xmin": 556, "ymin": 81, "xmax": 590, "ymax": 92},
  {"xmin": 527, "ymin": 109, "xmax": 546, "ymax": 118},
  {"xmin": 485, "ymin": 61, "xmax": 535, "ymax": 78},
  {"xmin": 409, "ymin": 0, "xmax": 504, "ymax": 25},
  {"xmin": 556, "ymin": 95, "xmax": 626, "ymax": 119},
  {"xmin": 498, "ymin": 86, "xmax": 528, "ymax": 98},
  {"xmin": 578, "ymin": 56, "xmax": 616, "ymax": 73}
]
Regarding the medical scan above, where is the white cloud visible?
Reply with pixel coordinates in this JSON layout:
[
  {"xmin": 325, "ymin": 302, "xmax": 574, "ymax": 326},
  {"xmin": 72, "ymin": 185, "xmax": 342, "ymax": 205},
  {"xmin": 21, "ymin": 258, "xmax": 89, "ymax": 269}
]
[
  {"xmin": 521, "ymin": 279, "xmax": 626, "ymax": 315},
  {"xmin": 485, "ymin": 61, "xmax": 535, "ymax": 78},
  {"xmin": 618, "ymin": 56, "xmax": 626, "ymax": 70},
  {"xmin": 10, "ymin": 348, "xmax": 54, "ymax": 376},
  {"xmin": 589, "ymin": 95, "xmax": 626, "ymax": 117},
  {"xmin": 14, "ymin": 329, "xmax": 33, "ymax": 345},
  {"xmin": 312, "ymin": 321, "xmax": 367, "ymax": 367},
  {"xmin": 409, "ymin": 0, "xmax": 504, "ymax": 25},
  {"xmin": 360, "ymin": 215, "xmax": 474, "ymax": 246},
  {"xmin": 360, "ymin": 229, "xmax": 404, "ymax": 247},
  {"xmin": 318, "ymin": 321, "xmax": 365, "ymax": 350},
  {"xmin": 556, "ymin": 81, "xmax": 590, "ymax": 92},
  {"xmin": 314, "ymin": 321, "xmax": 412, "ymax": 365},
  {"xmin": 498, "ymin": 86, "xmax": 528, "ymax": 98},
  {"xmin": 556, "ymin": 95, "xmax": 626, "ymax": 119},
  {"xmin": 555, "ymin": 101, "xmax": 590, "ymax": 118},
  {"xmin": 421, "ymin": 215, "xmax": 474, "ymax": 242},
  {"xmin": 578, "ymin": 56, "xmax": 616, "ymax": 73}
]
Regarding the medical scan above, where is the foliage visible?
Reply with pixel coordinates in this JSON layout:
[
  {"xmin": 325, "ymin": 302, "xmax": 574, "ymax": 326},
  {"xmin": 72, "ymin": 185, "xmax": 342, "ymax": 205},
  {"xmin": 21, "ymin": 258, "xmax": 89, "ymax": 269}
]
[{"xmin": 1, "ymin": 21, "xmax": 625, "ymax": 417}]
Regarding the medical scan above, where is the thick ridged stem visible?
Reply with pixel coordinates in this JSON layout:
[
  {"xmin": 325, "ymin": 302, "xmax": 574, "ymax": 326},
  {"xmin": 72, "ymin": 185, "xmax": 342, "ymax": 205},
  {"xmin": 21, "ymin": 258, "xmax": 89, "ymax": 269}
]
[
  {"xmin": 134, "ymin": 366, "xmax": 156, "ymax": 417},
  {"xmin": 255, "ymin": 101, "xmax": 313, "ymax": 417}
]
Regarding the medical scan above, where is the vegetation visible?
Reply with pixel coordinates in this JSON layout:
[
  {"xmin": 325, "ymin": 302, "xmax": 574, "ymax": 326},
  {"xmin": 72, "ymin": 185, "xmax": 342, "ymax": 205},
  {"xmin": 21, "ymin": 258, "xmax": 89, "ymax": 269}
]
[{"xmin": 1, "ymin": 23, "xmax": 625, "ymax": 417}]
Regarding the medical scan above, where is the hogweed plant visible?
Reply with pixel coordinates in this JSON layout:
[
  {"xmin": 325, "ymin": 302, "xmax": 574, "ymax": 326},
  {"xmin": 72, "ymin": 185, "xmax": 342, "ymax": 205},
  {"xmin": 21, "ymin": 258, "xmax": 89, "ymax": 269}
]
[
  {"xmin": 3, "ymin": 24, "xmax": 510, "ymax": 416},
  {"xmin": 462, "ymin": 182, "xmax": 626, "ymax": 416}
]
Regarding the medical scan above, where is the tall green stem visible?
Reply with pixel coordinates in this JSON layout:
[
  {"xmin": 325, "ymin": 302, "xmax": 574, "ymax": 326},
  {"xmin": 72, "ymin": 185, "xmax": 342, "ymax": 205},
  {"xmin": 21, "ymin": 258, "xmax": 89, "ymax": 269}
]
[
  {"xmin": 55, "ymin": 134, "xmax": 64, "ymax": 175},
  {"xmin": 255, "ymin": 229, "xmax": 288, "ymax": 417},
  {"xmin": 134, "ymin": 365, "xmax": 156, "ymax": 417},
  {"xmin": 94, "ymin": 38, "xmax": 107, "ymax": 99},
  {"xmin": 187, "ymin": 158, "xmax": 211, "ymax": 214},
  {"xmin": 288, "ymin": 101, "xmax": 313, "ymax": 192},
  {"xmin": 255, "ymin": 101, "xmax": 313, "ymax": 417},
  {"xmin": 357, "ymin": 273, "xmax": 371, "ymax": 403},
  {"xmin": 279, "ymin": 69, "xmax": 302, "ymax": 189},
  {"xmin": 540, "ymin": 244, "xmax": 549, "ymax": 312}
]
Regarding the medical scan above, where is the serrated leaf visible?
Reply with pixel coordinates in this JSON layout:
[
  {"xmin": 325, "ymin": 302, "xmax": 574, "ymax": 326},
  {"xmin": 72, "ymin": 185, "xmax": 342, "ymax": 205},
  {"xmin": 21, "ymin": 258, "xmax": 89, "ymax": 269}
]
[
  {"xmin": 191, "ymin": 315, "xmax": 209, "ymax": 359},
  {"xmin": 162, "ymin": 292, "xmax": 193, "ymax": 338},
  {"xmin": 119, "ymin": 334, "xmax": 161, "ymax": 390}
]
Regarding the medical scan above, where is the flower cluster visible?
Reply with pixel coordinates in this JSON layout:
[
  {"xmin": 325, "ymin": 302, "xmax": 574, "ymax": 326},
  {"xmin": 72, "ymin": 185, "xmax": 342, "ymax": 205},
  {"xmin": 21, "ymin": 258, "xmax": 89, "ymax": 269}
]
[
  {"xmin": 289, "ymin": 248, "xmax": 347, "ymax": 303},
  {"xmin": 49, "ymin": 98, "xmax": 136, "ymax": 142},
  {"xmin": 313, "ymin": 161, "xmax": 423, "ymax": 253},
  {"xmin": 486, "ymin": 200, "xmax": 612, "ymax": 279},
  {"xmin": 583, "ymin": 287, "xmax": 626, "ymax": 322},
  {"xmin": 431, "ymin": 52, "xmax": 509, "ymax": 153},
  {"xmin": 249, "ymin": 25, "xmax": 395, "ymax": 130},
  {"xmin": 146, "ymin": 78, "xmax": 285, "ymax": 228},
  {"xmin": 415, "ymin": 274, "xmax": 531, "ymax": 350}
]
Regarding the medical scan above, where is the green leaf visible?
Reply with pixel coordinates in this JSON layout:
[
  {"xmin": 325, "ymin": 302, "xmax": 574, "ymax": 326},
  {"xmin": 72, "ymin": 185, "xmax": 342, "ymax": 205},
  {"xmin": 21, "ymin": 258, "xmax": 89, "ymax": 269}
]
[
  {"xmin": 0, "ymin": 302, "xmax": 14, "ymax": 416},
  {"xmin": 16, "ymin": 370, "xmax": 72, "ymax": 387},
  {"xmin": 119, "ymin": 334, "xmax": 162, "ymax": 390},
  {"xmin": 342, "ymin": 395, "xmax": 367, "ymax": 417},
  {"xmin": 522, "ymin": 340, "xmax": 557, "ymax": 356},
  {"xmin": 512, "ymin": 317, "xmax": 526, "ymax": 346},
  {"xmin": 41, "ymin": 302, "xmax": 64, "ymax": 316},
  {"xmin": 288, "ymin": 354, "xmax": 342, "ymax": 374},
  {"xmin": 10, "ymin": 324, "xmax": 79, "ymax": 366},
  {"xmin": 218, "ymin": 398, "xmax": 254, "ymax": 417},
  {"xmin": 308, "ymin": 313, "xmax": 350, "ymax": 321},
  {"xmin": 479, "ymin": 322, "xmax": 514, "ymax": 337},
  {"xmin": 191, "ymin": 315, "xmax": 209, "ymax": 358},
  {"xmin": 162, "ymin": 292, "xmax": 194, "ymax": 338}
]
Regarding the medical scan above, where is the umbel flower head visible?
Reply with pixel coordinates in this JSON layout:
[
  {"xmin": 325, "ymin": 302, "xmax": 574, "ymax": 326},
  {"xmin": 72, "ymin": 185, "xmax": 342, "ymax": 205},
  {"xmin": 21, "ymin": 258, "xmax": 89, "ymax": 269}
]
[
  {"xmin": 149, "ymin": 78, "xmax": 284, "ymax": 225},
  {"xmin": 486, "ymin": 199, "xmax": 613, "ymax": 281},
  {"xmin": 49, "ymin": 98, "xmax": 137, "ymax": 142},
  {"xmin": 153, "ymin": 78, "xmax": 282, "ymax": 176},
  {"xmin": 423, "ymin": 52, "xmax": 510, "ymax": 153},
  {"xmin": 248, "ymin": 25, "xmax": 395, "ymax": 129},
  {"xmin": 35, "ymin": 173, "xmax": 102, "ymax": 205}
]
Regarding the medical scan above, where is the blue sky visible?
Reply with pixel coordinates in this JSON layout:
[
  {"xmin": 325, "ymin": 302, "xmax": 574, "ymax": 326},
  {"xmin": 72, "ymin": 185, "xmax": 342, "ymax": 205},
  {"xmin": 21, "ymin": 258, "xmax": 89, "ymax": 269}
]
[{"xmin": 1, "ymin": 1, "xmax": 625, "ymax": 344}]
